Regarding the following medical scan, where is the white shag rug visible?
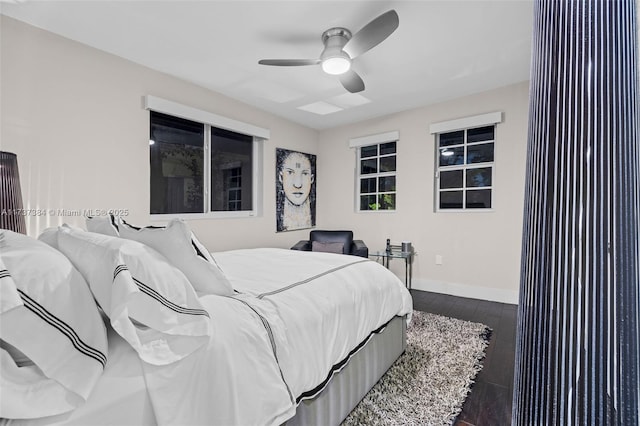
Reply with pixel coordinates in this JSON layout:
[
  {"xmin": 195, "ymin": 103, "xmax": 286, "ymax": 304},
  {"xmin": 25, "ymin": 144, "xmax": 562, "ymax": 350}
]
[{"xmin": 342, "ymin": 311, "xmax": 491, "ymax": 426}]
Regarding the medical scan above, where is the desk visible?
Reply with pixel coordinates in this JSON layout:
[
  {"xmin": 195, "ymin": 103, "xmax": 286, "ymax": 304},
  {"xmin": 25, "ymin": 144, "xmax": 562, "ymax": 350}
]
[{"xmin": 369, "ymin": 249, "xmax": 416, "ymax": 289}]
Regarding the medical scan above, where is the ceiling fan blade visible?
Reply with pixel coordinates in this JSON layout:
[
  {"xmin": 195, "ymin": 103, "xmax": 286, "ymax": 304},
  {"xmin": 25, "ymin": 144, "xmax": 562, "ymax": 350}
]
[
  {"xmin": 343, "ymin": 10, "xmax": 399, "ymax": 59},
  {"xmin": 258, "ymin": 59, "xmax": 321, "ymax": 66},
  {"xmin": 339, "ymin": 70, "xmax": 365, "ymax": 93}
]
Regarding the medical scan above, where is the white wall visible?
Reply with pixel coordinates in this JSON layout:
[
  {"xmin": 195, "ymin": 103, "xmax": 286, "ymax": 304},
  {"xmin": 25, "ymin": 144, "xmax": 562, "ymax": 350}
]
[
  {"xmin": 0, "ymin": 16, "xmax": 318, "ymax": 251},
  {"xmin": 317, "ymin": 82, "xmax": 530, "ymax": 303},
  {"xmin": 1, "ymin": 16, "xmax": 530, "ymax": 303}
]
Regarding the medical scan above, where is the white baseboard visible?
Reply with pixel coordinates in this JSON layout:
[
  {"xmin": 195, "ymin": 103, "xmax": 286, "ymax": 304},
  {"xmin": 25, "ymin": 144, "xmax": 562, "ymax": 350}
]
[{"xmin": 411, "ymin": 278, "xmax": 519, "ymax": 305}]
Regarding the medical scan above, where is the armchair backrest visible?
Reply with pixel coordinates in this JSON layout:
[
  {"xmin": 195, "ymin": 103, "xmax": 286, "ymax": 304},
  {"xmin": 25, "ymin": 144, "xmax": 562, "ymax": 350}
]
[{"xmin": 309, "ymin": 230, "xmax": 354, "ymax": 255}]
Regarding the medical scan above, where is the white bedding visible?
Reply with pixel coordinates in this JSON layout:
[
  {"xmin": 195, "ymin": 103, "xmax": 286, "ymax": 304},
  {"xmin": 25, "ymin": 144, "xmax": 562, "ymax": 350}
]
[
  {"xmin": 1, "ymin": 326, "xmax": 156, "ymax": 426},
  {"xmin": 142, "ymin": 248, "xmax": 413, "ymax": 426}
]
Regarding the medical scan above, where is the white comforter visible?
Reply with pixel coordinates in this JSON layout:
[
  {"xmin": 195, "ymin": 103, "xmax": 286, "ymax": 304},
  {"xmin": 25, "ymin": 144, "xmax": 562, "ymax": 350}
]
[{"xmin": 142, "ymin": 248, "xmax": 413, "ymax": 426}]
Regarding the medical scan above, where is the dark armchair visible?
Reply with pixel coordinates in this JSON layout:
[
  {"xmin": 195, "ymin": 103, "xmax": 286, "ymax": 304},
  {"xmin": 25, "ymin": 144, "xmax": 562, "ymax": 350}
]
[{"xmin": 291, "ymin": 230, "xmax": 368, "ymax": 258}]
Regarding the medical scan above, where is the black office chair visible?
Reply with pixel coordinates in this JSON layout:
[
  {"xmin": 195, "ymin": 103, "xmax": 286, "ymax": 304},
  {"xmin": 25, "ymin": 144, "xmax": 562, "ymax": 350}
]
[{"xmin": 291, "ymin": 230, "xmax": 368, "ymax": 258}]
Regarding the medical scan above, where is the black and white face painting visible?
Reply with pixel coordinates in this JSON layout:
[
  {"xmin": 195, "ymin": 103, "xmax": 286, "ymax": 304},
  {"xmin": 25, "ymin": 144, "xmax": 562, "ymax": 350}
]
[{"xmin": 276, "ymin": 148, "xmax": 316, "ymax": 232}]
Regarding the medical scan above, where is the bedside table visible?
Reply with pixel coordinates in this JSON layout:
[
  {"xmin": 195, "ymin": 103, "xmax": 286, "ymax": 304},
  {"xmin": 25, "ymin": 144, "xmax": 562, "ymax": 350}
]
[{"xmin": 369, "ymin": 248, "xmax": 416, "ymax": 289}]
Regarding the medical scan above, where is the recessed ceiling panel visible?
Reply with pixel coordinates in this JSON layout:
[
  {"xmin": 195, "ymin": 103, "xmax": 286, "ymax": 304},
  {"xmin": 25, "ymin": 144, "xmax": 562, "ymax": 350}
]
[{"xmin": 297, "ymin": 101, "xmax": 343, "ymax": 115}]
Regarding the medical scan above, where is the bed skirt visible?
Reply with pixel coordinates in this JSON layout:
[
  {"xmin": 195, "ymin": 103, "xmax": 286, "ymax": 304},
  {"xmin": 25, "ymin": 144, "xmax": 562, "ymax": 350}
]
[{"xmin": 284, "ymin": 314, "xmax": 407, "ymax": 426}]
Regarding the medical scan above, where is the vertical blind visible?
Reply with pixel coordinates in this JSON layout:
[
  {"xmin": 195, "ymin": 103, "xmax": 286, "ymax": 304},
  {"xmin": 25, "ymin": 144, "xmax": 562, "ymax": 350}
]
[
  {"xmin": 0, "ymin": 151, "xmax": 26, "ymax": 234},
  {"xmin": 513, "ymin": 0, "xmax": 639, "ymax": 424}
]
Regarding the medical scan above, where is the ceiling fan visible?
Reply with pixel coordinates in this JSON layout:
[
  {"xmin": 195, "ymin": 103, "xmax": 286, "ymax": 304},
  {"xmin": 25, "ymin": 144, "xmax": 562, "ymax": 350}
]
[{"xmin": 258, "ymin": 10, "xmax": 399, "ymax": 93}]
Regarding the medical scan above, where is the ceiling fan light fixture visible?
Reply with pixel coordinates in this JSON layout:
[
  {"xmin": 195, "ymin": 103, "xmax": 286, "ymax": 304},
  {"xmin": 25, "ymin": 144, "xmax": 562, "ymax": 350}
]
[{"xmin": 322, "ymin": 56, "xmax": 351, "ymax": 75}]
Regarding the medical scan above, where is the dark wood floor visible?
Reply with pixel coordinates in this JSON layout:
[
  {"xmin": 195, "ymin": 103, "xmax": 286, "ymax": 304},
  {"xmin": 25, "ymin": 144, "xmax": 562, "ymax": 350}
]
[{"xmin": 411, "ymin": 290, "xmax": 517, "ymax": 426}]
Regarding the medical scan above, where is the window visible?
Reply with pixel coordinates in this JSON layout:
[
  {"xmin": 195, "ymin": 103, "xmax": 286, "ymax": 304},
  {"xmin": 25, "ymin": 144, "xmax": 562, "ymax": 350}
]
[
  {"xmin": 150, "ymin": 112, "xmax": 204, "ymax": 214},
  {"xmin": 222, "ymin": 167, "xmax": 242, "ymax": 211},
  {"xmin": 357, "ymin": 141, "xmax": 397, "ymax": 211},
  {"xmin": 436, "ymin": 125, "xmax": 495, "ymax": 210},
  {"xmin": 210, "ymin": 128, "xmax": 253, "ymax": 212},
  {"xmin": 146, "ymin": 96, "xmax": 268, "ymax": 218}
]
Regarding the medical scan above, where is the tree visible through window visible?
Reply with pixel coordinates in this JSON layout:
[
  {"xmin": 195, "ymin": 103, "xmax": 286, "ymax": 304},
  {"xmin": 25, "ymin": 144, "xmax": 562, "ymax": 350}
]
[{"xmin": 357, "ymin": 141, "xmax": 397, "ymax": 211}]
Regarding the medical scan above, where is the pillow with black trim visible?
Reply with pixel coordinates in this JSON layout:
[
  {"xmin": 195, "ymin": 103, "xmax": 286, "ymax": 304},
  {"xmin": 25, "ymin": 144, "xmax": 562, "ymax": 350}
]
[
  {"xmin": 56, "ymin": 227, "xmax": 211, "ymax": 365},
  {"xmin": 0, "ymin": 230, "xmax": 107, "ymax": 419},
  {"xmin": 311, "ymin": 241, "xmax": 345, "ymax": 254},
  {"xmin": 85, "ymin": 214, "xmax": 120, "ymax": 236},
  {"xmin": 119, "ymin": 219, "xmax": 233, "ymax": 296}
]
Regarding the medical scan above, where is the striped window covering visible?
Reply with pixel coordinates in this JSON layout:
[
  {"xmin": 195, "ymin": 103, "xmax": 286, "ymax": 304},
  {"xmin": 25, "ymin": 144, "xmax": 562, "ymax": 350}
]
[
  {"xmin": 0, "ymin": 152, "xmax": 26, "ymax": 234},
  {"xmin": 513, "ymin": 1, "xmax": 639, "ymax": 425}
]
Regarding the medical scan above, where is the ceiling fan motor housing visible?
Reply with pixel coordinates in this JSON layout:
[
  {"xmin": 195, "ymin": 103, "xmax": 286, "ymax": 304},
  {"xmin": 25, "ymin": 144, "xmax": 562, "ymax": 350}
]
[{"xmin": 320, "ymin": 27, "xmax": 352, "ymax": 60}]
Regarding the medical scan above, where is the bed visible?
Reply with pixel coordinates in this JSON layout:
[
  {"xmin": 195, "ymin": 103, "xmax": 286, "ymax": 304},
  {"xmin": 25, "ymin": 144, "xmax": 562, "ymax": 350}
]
[{"xmin": 0, "ymin": 220, "xmax": 412, "ymax": 425}]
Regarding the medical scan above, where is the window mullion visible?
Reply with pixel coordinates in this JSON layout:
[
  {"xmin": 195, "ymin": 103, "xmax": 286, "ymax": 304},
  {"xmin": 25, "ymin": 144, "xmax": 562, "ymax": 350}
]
[
  {"xmin": 467, "ymin": 140, "xmax": 495, "ymax": 146},
  {"xmin": 462, "ymin": 129, "xmax": 467, "ymax": 209},
  {"xmin": 464, "ymin": 129, "xmax": 469, "ymax": 166},
  {"xmin": 251, "ymin": 138, "xmax": 259, "ymax": 216},
  {"xmin": 204, "ymin": 125, "xmax": 211, "ymax": 214}
]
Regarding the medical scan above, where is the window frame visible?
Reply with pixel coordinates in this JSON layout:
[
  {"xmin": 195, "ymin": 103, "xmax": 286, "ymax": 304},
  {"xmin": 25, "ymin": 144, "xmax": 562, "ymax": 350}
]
[
  {"xmin": 429, "ymin": 112, "xmax": 502, "ymax": 213},
  {"xmin": 146, "ymin": 96, "xmax": 267, "ymax": 220},
  {"xmin": 350, "ymin": 131, "xmax": 399, "ymax": 213},
  {"xmin": 435, "ymin": 127, "xmax": 495, "ymax": 212}
]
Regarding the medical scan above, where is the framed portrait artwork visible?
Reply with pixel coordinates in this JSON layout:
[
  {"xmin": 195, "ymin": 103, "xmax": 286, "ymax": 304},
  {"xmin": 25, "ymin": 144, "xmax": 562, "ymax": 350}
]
[{"xmin": 276, "ymin": 148, "xmax": 316, "ymax": 232}]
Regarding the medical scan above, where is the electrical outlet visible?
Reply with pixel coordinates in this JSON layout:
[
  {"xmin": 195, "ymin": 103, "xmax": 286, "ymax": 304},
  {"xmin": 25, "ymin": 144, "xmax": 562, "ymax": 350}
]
[{"xmin": 435, "ymin": 255, "xmax": 443, "ymax": 265}]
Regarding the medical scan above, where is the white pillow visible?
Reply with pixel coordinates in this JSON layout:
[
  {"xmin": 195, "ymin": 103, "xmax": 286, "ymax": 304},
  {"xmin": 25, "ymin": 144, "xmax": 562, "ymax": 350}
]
[
  {"xmin": 56, "ymin": 227, "xmax": 211, "ymax": 365},
  {"xmin": 0, "ymin": 230, "xmax": 107, "ymax": 419},
  {"xmin": 38, "ymin": 224, "xmax": 84, "ymax": 250},
  {"xmin": 85, "ymin": 214, "xmax": 120, "ymax": 236},
  {"xmin": 119, "ymin": 219, "xmax": 233, "ymax": 296}
]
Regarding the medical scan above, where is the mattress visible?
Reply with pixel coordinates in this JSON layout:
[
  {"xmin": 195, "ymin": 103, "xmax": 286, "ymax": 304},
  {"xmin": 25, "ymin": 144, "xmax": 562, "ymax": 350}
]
[
  {"xmin": 286, "ymin": 314, "xmax": 407, "ymax": 425},
  {"xmin": 1, "ymin": 325, "xmax": 156, "ymax": 426}
]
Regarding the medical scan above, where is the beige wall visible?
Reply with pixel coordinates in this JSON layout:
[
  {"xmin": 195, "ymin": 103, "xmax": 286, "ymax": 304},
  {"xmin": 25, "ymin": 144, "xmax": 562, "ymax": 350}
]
[
  {"xmin": 317, "ymin": 82, "xmax": 530, "ymax": 303},
  {"xmin": 0, "ymin": 16, "xmax": 318, "ymax": 251},
  {"xmin": 1, "ymin": 16, "xmax": 529, "ymax": 303}
]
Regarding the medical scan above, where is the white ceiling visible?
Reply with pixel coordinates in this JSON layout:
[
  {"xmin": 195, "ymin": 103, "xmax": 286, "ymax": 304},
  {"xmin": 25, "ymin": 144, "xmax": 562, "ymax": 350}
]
[{"xmin": 0, "ymin": 0, "xmax": 534, "ymax": 130}]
